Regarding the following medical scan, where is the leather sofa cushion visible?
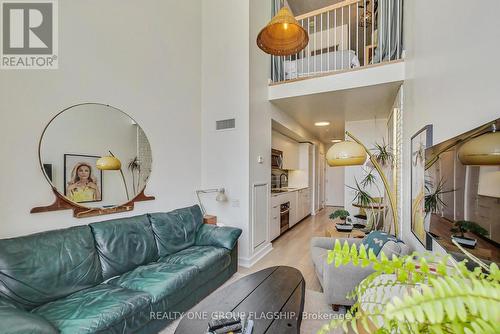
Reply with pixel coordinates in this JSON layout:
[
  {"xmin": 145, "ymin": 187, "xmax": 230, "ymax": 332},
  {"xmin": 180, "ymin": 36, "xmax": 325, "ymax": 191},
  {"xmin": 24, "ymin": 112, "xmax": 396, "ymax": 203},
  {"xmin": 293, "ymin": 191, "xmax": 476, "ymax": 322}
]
[
  {"xmin": 0, "ymin": 298, "xmax": 58, "ymax": 334},
  {"xmin": 108, "ymin": 262, "xmax": 198, "ymax": 303},
  {"xmin": 149, "ymin": 205, "xmax": 203, "ymax": 257},
  {"xmin": 159, "ymin": 246, "xmax": 231, "ymax": 284},
  {"xmin": 195, "ymin": 224, "xmax": 242, "ymax": 250},
  {"xmin": 33, "ymin": 284, "xmax": 151, "ymax": 334},
  {"xmin": 90, "ymin": 215, "xmax": 158, "ymax": 279},
  {"xmin": 0, "ymin": 226, "xmax": 103, "ymax": 310}
]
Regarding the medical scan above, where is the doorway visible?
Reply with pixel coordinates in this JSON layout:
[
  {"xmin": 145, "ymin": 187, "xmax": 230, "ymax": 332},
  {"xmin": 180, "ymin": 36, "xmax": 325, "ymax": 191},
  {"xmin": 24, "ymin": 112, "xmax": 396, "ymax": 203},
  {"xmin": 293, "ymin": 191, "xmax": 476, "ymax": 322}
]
[{"xmin": 325, "ymin": 165, "xmax": 345, "ymax": 206}]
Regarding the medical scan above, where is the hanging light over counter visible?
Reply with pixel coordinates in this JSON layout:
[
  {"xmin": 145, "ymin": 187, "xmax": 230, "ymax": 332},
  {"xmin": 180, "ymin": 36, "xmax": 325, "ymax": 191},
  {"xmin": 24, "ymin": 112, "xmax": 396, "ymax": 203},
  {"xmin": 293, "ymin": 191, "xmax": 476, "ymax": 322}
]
[{"xmin": 257, "ymin": 7, "xmax": 309, "ymax": 56}]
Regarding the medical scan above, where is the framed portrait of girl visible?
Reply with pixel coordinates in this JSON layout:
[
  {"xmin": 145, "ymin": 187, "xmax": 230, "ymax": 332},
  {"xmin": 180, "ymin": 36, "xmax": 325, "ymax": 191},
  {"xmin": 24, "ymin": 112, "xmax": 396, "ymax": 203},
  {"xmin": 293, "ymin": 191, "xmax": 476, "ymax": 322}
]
[{"xmin": 64, "ymin": 154, "xmax": 103, "ymax": 203}]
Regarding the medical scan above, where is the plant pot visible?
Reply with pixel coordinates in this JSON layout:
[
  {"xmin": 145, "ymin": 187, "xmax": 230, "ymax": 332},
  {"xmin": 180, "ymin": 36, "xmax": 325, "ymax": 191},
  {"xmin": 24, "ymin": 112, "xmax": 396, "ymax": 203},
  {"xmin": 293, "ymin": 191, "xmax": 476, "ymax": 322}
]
[
  {"xmin": 336, "ymin": 223, "xmax": 353, "ymax": 232},
  {"xmin": 451, "ymin": 235, "xmax": 477, "ymax": 248}
]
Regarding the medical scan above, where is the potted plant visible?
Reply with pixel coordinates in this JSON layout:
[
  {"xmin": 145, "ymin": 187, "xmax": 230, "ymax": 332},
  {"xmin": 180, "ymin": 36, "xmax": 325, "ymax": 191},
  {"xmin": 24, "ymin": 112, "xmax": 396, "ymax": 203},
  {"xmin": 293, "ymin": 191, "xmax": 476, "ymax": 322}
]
[
  {"xmin": 451, "ymin": 220, "xmax": 488, "ymax": 248},
  {"xmin": 424, "ymin": 177, "xmax": 454, "ymax": 215},
  {"xmin": 329, "ymin": 209, "xmax": 350, "ymax": 221},
  {"xmin": 319, "ymin": 239, "xmax": 500, "ymax": 334},
  {"xmin": 127, "ymin": 157, "xmax": 141, "ymax": 194},
  {"xmin": 330, "ymin": 209, "xmax": 353, "ymax": 232},
  {"xmin": 347, "ymin": 179, "xmax": 375, "ymax": 208},
  {"xmin": 372, "ymin": 140, "xmax": 394, "ymax": 167}
]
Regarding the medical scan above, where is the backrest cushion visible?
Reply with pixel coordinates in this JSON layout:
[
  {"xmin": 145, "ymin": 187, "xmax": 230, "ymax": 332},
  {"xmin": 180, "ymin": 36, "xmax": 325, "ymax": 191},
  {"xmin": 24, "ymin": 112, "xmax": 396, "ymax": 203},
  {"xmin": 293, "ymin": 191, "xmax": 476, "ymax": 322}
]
[
  {"xmin": 90, "ymin": 214, "xmax": 158, "ymax": 279},
  {"xmin": 149, "ymin": 205, "xmax": 203, "ymax": 257},
  {"xmin": 0, "ymin": 226, "xmax": 103, "ymax": 310},
  {"xmin": 362, "ymin": 231, "xmax": 406, "ymax": 257}
]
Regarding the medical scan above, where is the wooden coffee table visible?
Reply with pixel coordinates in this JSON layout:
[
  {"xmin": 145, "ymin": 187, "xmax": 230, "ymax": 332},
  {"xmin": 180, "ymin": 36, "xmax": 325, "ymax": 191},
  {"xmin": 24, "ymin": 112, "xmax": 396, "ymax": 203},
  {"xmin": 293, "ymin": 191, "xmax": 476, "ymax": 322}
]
[
  {"xmin": 325, "ymin": 219, "xmax": 365, "ymax": 239},
  {"xmin": 174, "ymin": 266, "xmax": 305, "ymax": 334}
]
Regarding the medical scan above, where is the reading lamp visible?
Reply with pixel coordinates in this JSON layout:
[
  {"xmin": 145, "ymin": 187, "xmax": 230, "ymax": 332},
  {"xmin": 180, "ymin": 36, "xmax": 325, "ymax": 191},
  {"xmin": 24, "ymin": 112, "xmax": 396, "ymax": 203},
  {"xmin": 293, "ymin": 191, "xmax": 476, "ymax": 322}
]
[
  {"xmin": 458, "ymin": 124, "xmax": 500, "ymax": 165},
  {"xmin": 195, "ymin": 188, "xmax": 227, "ymax": 221},
  {"xmin": 96, "ymin": 151, "xmax": 130, "ymax": 201}
]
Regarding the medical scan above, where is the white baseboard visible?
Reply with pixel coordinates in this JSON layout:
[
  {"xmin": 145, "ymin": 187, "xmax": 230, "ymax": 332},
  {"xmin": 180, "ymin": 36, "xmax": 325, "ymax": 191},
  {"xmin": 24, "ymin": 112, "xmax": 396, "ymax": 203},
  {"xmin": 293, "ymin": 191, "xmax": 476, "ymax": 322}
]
[{"xmin": 238, "ymin": 243, "xmax": 273, "ymax": 268}]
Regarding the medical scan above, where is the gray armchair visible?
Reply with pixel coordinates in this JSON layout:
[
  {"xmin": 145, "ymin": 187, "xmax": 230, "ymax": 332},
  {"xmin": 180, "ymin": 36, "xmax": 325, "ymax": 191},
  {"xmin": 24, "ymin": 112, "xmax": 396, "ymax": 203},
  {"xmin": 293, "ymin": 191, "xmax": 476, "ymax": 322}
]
[{"xmin": 310, "ymin": 236, "xmax": 409, "ymax": 309}]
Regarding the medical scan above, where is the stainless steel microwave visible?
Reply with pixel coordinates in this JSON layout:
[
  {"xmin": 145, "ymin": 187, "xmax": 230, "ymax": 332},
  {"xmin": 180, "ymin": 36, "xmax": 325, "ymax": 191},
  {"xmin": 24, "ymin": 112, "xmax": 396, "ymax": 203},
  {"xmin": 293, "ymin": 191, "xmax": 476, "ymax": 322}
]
[{"xmin": 271, "ymin": 149, "xmax": 283, "ymax": 169}]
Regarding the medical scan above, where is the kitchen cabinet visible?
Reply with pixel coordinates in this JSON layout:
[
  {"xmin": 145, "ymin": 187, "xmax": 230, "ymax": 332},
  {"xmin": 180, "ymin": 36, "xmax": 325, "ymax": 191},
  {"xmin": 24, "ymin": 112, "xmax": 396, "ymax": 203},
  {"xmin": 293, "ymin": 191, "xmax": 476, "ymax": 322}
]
[
  {"xmin": 270, "ymin": 197, "xmax": 281, "ymax": 241},
  {"xmin": 282, "ymin": 143, "xmax": 299, "ymax": 170},
  {"xmin": 289, "ymin": 191, "xmax": 298, "ymax": 227},
  {"xmin": 271, "ymin": 188, "xmax": 311, "ymax": 237},
  {"xmin": 272, "ymin": 131, "xmax": 300, "ymax": 170},
  {"xmin": 297, "ymin": 188, "xmax": 311, "ymax": 221}
]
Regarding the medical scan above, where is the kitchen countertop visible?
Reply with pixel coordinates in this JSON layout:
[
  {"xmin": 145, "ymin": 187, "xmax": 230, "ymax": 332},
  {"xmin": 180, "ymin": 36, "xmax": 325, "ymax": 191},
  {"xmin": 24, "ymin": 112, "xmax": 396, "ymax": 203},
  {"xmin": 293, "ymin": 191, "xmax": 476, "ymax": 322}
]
[{"xmin": 271, "ymin": 186, "xmax": 309, "ymax": 196}]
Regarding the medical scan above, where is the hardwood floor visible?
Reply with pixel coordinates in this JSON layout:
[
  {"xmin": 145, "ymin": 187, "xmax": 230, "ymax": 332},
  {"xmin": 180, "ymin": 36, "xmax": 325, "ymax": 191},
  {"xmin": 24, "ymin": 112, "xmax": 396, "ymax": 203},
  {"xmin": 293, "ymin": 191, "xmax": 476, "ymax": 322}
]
[{"xmin": 238, "ymin": 206, "xmax": 341, "ymax": 292}]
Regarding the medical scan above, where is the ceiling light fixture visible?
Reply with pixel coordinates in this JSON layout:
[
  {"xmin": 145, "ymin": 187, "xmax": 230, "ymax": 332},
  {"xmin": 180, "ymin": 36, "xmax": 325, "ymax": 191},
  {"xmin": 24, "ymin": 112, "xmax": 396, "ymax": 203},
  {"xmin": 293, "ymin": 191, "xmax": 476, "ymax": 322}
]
[
  {"xmin": 256, "ymin": 7, "xmax": 309, "ymax": 56},
  {"xmin": 331, "ymin": 139, "xmax": 342, "ymax": 143},
  {"xmin": 314, "ymin": 121, "xmax": 330, "ymax": 127}
]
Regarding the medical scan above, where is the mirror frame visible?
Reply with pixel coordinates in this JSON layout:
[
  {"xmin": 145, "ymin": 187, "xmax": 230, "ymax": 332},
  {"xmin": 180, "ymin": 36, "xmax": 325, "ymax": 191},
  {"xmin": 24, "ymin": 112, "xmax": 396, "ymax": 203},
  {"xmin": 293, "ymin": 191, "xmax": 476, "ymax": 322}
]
[{"xmin": 31, "ymin": 103, "xmax": 155, "ymax": 218}]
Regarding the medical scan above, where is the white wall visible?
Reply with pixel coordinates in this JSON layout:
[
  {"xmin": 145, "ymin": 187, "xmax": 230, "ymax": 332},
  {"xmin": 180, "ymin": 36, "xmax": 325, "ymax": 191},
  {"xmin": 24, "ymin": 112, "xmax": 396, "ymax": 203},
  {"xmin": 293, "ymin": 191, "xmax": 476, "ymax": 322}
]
[
  {"xmin": 201, "ymin": 0, "xmax": 251, "ymax": 259},
  {"xmin": 0, "ymin": 1, "xmax": 202, "ymax": 238},
  {"xmin": 344, "ymin": 119, "xmax": 387, "ymax": 215},
  {"xmin": 402, "ymin": 0, "xmax": 500, "ymax": 252}
]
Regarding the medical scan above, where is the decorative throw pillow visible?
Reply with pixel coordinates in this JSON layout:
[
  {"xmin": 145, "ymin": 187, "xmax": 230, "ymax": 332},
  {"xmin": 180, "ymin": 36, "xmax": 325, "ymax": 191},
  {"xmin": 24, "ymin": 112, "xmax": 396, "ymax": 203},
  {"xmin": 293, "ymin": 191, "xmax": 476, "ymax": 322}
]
[{"xmin": 362, "ymin": 231, "xmax": 404, "ymax": 256}]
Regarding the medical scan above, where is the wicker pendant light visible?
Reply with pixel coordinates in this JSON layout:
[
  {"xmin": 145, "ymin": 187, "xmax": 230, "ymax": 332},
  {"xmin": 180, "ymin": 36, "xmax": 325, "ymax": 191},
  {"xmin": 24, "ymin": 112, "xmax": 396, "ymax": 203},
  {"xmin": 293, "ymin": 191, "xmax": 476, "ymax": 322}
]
[{"xmin": 257, "ymin": 7, "xmax": 309, "ymax": 56}]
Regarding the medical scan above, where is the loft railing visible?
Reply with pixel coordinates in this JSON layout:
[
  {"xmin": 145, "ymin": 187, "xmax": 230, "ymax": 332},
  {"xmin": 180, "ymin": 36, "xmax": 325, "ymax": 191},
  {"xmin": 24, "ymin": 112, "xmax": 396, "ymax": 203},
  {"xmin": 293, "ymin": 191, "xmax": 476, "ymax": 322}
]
[{"xmin": 270, "ymin": 0, "xmax": 403, "ymax": 84}]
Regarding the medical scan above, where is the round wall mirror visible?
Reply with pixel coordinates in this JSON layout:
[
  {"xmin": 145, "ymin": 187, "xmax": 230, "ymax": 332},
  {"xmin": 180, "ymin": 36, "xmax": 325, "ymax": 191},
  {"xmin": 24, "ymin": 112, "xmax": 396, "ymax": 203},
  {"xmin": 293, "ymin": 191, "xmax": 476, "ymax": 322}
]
[{"xmin": 37, "ymin": 103, "xmax": 153, "ymax": 213}]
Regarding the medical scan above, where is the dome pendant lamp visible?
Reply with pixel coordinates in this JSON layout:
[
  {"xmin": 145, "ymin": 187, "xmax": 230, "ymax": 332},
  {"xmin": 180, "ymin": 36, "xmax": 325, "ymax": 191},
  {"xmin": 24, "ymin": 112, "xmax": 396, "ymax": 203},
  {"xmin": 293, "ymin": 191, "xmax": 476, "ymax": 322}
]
[
  {"xmin": 458, "ymin": 126, "xmax": 500, "ymax": 166},
  {"xmin": 257, "ymin": 7, "xmax": 309, "ymax": 56},
  {"xmin": 326, "ymin": 141, "xmax": 367, "ymax": 167}
]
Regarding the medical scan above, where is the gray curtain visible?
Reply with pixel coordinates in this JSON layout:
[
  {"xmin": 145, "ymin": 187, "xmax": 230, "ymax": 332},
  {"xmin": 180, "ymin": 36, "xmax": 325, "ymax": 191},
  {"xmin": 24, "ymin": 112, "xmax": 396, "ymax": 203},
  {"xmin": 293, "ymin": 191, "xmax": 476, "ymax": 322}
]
[
  {"xmin": 372, "ymin": 0, "xmax": 403, "ymax": 63},
  {"xmin": 271, "ymin": 0, "xmax": 285, "ymax": 82}
]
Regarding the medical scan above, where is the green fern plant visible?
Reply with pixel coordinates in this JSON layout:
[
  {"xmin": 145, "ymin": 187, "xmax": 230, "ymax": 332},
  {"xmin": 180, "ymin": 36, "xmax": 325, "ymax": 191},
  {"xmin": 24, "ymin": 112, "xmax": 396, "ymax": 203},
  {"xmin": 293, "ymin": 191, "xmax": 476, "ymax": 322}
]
[{"xmin": 318, "ymin": 240, "xmax": 500, "ymax": 334}]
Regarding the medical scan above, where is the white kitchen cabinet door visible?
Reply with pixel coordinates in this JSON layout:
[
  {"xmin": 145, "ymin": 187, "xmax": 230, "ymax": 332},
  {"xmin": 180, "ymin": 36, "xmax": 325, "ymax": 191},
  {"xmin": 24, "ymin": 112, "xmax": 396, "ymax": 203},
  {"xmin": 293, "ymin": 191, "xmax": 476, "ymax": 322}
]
[
  {"xmin": 303, "ymin": 189, "xmax": 311, "ymax": 219},
  {"xmin": 297, "ymin": 188, "xmax": 311, "ymax": 221},
  {"xmin": 289, "ymin": 191, "xmax": 299, "ymax": 226},
  {"xmin": 270, "ymin": 198, "xmax": 280, "ymax": 241},
  {"xmin": 270, "ymin": 213, "xmax": 280, "ymax": 241},
  {"xmin": 297, "ymin": 189, "xmax": 304, "ymax": 221},
  {"xmin": 282, "ymin": 142, "xmax": 300, "ymax": 170}
]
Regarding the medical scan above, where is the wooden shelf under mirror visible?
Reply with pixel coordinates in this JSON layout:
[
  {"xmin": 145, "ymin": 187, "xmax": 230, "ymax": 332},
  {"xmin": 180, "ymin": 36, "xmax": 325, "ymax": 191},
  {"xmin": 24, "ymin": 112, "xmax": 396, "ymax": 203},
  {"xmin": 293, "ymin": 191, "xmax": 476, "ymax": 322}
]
[{"xmin": 31, "ymin": 187, "xmax": 154, "ymax": 218}]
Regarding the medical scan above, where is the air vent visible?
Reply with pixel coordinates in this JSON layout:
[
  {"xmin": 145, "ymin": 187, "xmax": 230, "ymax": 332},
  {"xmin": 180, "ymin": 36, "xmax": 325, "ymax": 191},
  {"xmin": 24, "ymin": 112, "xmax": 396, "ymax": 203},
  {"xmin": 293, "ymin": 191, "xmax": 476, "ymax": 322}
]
[{"xmin": 216, "ymin": 118, "xmax": 236, "ymax": 131}]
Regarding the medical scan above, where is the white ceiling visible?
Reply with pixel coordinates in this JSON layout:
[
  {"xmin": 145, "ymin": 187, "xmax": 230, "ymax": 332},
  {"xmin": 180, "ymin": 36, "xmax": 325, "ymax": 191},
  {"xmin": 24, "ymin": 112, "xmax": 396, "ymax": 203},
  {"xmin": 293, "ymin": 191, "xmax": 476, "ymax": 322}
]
[
  {"xmin": 270, "ymin": 81, "xmax": 402, "ymax": 144},
  {"xmin": 287, "ymin": 0, "xmax": 343, "ymax": 16}
]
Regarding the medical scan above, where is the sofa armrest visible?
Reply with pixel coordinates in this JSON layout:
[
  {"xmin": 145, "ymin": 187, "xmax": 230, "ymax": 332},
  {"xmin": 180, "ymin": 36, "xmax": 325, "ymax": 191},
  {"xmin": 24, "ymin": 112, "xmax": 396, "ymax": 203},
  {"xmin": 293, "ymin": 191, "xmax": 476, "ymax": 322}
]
[
  {"xmin": 322, "ymin": 261, "xmax": 375, "ymax": 306},
  {"xmin": 195, "ymin": 224, "xmax": 242, "ymax": 250},
  {"xmin": 0, "ymin": 297, "xmax": 58, "ymax": 334},
  {"xmin": 311, "ymin": 236, "xmax": 363, "ymax": 250}
]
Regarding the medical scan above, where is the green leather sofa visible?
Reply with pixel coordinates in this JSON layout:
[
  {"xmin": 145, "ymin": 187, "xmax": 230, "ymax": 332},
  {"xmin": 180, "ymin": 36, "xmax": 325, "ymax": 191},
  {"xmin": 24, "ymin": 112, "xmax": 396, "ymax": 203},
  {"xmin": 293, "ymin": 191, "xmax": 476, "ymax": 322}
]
[{"xmin": 0, "ymin": 205, "xmax": 242, "ymax": 334}]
